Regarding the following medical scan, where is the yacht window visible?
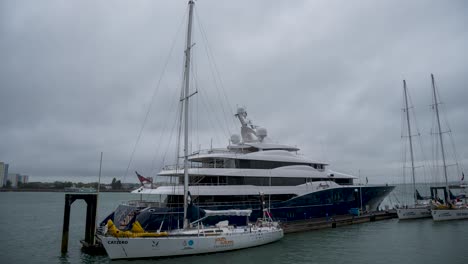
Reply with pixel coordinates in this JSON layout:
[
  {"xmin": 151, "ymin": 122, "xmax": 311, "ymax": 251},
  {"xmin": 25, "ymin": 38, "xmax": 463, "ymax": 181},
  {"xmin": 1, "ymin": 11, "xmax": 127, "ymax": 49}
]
[
  {"xmin": 194, "ymin": 175, "xmax": 312, "ymax": 186},
  {"xmin": 236, "ymin": 159, "xmax": 315, "ymax": 169},
  {"xmin": 271, "ymin": 177, "xmax": 306, "ymax": 186},
  {"xmin": 334, "ymin": 178, "xmax": 353, "ymax": 185},
  {"xmin": 195, "ymin": 194, "xmax": 296, "ymax": 204},
  {"xmin": 224, "ymin": 159, "xmax": 235, "ymax": 168}
]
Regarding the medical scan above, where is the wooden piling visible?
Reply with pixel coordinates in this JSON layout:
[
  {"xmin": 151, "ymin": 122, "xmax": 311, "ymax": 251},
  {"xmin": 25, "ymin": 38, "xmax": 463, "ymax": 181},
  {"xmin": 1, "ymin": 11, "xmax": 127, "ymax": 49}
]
[
  {"xmin": 61, "ymin": 193, "xmax": 98, "ymax": 254},
  {"xmin": 61, "ymin": 195, "xmax": 72, "ymax": 253},
  {"xmin": 84, "ymin": 195, "xmax": 98, "ymax": 245}
]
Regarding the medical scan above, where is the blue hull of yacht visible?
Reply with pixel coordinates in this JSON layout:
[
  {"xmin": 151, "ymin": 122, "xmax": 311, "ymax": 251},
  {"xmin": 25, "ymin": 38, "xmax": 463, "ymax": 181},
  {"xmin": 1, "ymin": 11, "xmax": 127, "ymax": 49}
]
[{"xmin": 102, "ymin": 185, "xmax": 394, "ymax": 231}]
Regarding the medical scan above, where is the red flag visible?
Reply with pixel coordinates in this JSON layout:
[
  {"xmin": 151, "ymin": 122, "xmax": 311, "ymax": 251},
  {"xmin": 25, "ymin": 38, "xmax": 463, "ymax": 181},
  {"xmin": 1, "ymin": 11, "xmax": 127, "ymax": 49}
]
[{"xmin": 135, "ymin": 171, "xmax": 152, "ymax": 185}]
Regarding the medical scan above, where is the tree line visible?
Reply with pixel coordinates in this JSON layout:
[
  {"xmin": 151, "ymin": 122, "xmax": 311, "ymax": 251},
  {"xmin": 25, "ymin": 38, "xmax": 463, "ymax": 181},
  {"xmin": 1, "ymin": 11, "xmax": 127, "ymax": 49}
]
[{"xmin": 2, "ymin": 178, "xmax": 137, "ymax": 190}]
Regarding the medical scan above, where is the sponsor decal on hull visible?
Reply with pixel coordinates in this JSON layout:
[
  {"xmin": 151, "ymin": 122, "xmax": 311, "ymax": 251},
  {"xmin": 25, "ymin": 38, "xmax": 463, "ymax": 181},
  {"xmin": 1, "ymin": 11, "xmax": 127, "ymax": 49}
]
[
  {"xmin": 438, "ymin": 212, "xmax": 451, "ymax": 217},
  {"xmin": 152, "ymin": 240, "xmax": 160, "ymax": 250},
  {"xmin": 182, "ymin": 239, "xmax": 194, "ymax": 250},
  {"xmin": 214, "ymin": 237, "xmax": 234, "ymax": 248}
]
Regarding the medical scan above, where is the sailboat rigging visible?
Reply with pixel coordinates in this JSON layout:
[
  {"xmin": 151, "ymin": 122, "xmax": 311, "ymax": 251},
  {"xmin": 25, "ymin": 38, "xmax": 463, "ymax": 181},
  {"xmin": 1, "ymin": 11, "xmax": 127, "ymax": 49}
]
[
  {"xmin": 396, "ymin": 80, "xmax": 431, "ymax": 219},
  {"xmin": 429, "ymin": 73, "xmax": 468, "ymax": 221},
  {"xmin": 97, "ymin": 1, "xmax": 283, "ymax": 259}
]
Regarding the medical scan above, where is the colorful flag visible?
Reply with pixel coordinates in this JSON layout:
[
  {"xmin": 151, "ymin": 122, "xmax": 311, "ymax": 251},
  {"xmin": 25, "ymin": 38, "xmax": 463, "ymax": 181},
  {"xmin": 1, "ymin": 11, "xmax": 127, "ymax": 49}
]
[{"xmin": 135, "ymin": 171, "xmax": 153, "ymax": 185}]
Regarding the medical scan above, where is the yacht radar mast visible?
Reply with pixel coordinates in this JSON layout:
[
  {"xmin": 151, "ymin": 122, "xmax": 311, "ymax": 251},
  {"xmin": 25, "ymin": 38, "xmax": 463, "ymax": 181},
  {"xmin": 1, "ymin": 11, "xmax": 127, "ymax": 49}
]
[{"xmin": 234, "ymin": 107, "xmax": 269, "ymax": 142}]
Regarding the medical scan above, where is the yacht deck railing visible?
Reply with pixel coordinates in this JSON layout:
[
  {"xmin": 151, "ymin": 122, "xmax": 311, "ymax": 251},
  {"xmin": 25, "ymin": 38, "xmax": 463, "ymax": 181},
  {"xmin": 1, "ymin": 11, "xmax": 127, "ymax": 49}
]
[{"xmin": 124, "ymin": 199, "xmax": 284, "ymax": 208}]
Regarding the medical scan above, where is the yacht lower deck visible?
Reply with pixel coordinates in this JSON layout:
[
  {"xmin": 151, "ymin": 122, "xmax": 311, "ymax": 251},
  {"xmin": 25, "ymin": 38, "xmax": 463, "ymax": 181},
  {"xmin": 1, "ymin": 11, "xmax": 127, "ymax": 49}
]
[{"xmin": 103, "ymin": 185, "xmax": 394, "ymax": 231}]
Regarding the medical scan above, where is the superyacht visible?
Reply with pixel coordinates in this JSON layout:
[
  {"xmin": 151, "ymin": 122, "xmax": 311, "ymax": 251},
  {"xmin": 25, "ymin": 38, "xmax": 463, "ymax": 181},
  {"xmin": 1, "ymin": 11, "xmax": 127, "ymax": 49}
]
[{"xmin": 101, "ymin": 107, "xmax": 394, "ymax": 231}]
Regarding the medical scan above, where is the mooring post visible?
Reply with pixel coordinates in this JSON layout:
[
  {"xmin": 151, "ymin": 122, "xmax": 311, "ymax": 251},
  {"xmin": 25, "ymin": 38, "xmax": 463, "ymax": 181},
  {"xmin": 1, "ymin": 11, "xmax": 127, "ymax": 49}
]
[
  {"xmin": 61, "ymin": 194, "xmax": 72, "ymax": 254},
  {"xmin": 61, "ymin": 194, "xmax": 98, "ymax": 254},
  {"xmin": 84, "ymin": 195, "xmax": 98, "ymax": 245}
]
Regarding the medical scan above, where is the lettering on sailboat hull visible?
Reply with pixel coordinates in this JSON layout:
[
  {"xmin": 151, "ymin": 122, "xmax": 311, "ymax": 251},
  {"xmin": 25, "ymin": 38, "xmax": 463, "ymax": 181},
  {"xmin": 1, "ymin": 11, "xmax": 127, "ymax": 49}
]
[{"xmin": 107, "ymin": 240, "xmax": 128, "ymax": 244}]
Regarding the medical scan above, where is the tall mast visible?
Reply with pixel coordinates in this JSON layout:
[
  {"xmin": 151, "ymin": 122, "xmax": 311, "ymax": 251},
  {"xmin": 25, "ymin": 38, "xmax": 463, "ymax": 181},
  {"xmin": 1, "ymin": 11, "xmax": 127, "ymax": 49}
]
[
  {"xmin": 183, "ymin": 0, "xmax": 195, "ymax": 229},
  {"xmin": 403, "ymin": 80, "xmax": 417, "ymax": 204},
  {"xmin": 432, "ymin": 73, "xmax": 449, "ymax": 197}
]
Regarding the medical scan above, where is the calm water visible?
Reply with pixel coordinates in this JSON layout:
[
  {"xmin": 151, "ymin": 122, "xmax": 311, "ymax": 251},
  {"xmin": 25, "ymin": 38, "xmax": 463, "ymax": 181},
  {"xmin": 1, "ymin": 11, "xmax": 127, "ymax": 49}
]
[{"xmin": 0, "ymin": 192, "xmax": 467, "ymax": 264}]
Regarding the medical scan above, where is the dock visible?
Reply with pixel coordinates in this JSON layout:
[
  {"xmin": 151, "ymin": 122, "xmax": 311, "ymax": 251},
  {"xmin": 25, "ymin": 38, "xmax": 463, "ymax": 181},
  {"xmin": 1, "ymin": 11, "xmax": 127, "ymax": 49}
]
[{"xmin": 281, "ymin": 210, "xmax": 397, "ymax": 233}]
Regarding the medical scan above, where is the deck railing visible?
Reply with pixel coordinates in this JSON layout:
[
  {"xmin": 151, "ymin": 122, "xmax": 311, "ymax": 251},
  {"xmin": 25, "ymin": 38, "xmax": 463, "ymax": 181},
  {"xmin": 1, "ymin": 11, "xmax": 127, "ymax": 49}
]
[{"xmin": 124, "ymin": 199, "xmax": 284, "ymax": 208}]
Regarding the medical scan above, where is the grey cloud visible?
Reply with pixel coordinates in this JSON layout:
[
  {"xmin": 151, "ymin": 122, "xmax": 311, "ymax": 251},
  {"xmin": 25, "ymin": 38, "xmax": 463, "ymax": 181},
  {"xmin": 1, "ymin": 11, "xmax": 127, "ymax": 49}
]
[{"xmin": 1, "ymin": 0, "xmax": 467, "ymax": 184}]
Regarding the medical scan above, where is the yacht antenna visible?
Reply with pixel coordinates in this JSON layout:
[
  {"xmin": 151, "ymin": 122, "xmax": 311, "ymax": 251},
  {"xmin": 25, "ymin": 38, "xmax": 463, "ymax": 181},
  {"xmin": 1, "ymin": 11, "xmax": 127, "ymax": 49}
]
[
  {"xmin": 432, "ymin": 73, "xmax": 449, "ymax": 201},
  {"xmin": 403, "ymin": 80, "xmax": 417, "ymax": 205},
  {"xmin": 183, "ymin": 0, "xmax": 195, "ymax": 229}
]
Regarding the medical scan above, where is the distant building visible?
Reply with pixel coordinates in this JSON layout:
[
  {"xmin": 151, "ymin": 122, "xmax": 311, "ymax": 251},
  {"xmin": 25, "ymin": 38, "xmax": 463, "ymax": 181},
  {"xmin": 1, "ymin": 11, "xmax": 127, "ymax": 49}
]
[
  {"xmin": 21, "ymin": 175, "xmax": 29, "ymax": 184},
  {"xmin": 7, "ymin": 173, "xmax": 20, "ymax": 188},
  {"xmin": 0, "ymin": 162, "xmax": 8, "ymax": 187},
  {"xmin": 0, "ymin": 163, "xmax": 4, "ymax": 187},
  {"xmin": 5, "ymin": 164, "xmax": 9, "ymax": 186},
  {"xmin": 0, "ymin": 163, "xmax": 29, "ymax": 188},
  {"xmin": 7, "ymin": 173, "xmax": 29, "ymax": 188},
  {"xmin": 121, "ymin": 183, "xmax": 139, "ymax": 190}
]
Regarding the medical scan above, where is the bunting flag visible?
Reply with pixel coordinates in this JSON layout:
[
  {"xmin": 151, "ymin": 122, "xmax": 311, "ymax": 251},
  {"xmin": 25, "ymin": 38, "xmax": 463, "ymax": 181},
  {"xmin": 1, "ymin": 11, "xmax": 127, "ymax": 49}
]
[{"xmin": 135, "ymin": 171, "xmax": 153, "ymax": 185}]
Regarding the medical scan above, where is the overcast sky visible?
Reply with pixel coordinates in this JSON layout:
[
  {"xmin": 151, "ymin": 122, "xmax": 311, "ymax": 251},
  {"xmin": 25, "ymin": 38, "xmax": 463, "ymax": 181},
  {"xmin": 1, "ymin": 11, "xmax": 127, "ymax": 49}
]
[{"xmin": 1, "ymin": 0, "xmax": 467, "ymax": 184}]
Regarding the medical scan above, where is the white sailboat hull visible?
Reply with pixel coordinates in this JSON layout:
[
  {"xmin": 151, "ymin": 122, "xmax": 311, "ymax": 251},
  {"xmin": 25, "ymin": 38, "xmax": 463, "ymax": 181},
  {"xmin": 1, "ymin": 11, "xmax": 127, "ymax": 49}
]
[
  {"xmin": 432, "ymin": 208, "xmax": 468, "ymax": 221},
  {"xmin": 397, "ymin": 207, "xmax": 432, "ymax": 220},
  {"xmin": 99, "ymin": 228, "xmax": 283, "ymax": 260}
]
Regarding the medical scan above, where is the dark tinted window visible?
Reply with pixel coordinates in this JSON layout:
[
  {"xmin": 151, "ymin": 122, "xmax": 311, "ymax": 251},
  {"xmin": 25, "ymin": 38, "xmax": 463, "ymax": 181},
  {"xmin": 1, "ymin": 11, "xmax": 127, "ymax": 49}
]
[{"xmin": 236, "ymin": 159, "xmax": 318, "ymax": 169}]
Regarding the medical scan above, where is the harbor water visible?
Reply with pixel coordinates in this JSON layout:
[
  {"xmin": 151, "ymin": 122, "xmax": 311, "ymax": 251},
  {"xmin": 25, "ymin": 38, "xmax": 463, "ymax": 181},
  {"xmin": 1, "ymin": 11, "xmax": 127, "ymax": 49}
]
[{"xmin": 0, "ymin": 192, "xmax": 467, "ymax": 264}]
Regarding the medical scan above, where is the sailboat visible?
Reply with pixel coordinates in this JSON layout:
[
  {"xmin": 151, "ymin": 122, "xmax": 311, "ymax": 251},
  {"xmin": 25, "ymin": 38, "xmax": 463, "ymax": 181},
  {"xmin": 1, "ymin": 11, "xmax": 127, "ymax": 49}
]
[
  {"xmin": 98, "ymin": 1, "xmax": 283, "ymax": 259},
  {"xmin": 429, "ymin": 74, "xmax": 468, "ymax": 221},
  {"xmin": 396, "ymin": 80, "xmax": 431, "ymax": 220}
]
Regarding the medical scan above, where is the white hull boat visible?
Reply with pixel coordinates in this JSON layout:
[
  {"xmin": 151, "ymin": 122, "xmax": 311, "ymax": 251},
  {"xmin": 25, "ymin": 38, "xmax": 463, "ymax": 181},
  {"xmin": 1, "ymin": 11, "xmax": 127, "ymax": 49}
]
[
  {"xmin": 396, "ymin": 206, "xmax": 431, "ymax": 220},
  {"xmin": 397, "ymin": 81, "xmax": 431, "ymax": 220},
  {"xmin": 99, "ymin": 224, "xmax": 283, "ymax": 260},
  {"xmin": 428, "ymin": 74, "xmax": 468, "ymax": 222},
  {"xmin": 432, "ymin": 208, "xmax": 468, "ymax": 221}
]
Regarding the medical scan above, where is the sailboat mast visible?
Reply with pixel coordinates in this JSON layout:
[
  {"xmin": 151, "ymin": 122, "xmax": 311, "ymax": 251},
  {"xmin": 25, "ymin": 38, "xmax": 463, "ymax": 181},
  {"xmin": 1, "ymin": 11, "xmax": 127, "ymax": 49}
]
[
  {"xmin": 183, "ymin": 0, "xmax": 195, "ymax": 229},
  {"xmin": 403, "ymin": 80, "xmax": 417, "ymax": 204},
  {"xmin": 432, "ymin": 74, "xmax": 449, "ymax": 196}
]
